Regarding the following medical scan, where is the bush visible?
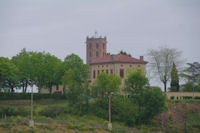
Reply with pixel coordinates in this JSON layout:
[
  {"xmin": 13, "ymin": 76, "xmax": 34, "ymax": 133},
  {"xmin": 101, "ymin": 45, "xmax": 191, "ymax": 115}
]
[
  {"xmin": 168, "ymin": 87, "xmax": 178, "ymax": 92},
  {"xmin": 39, "ymin": 106, "xmax": 65, "ymax": 117},
  {"xmin": 183, "ymin": 96, "xmax": 193, "ymax": 99},
  {"xmin": 0, "ymin": 92, "xmax": 66, "ymax": 100},
  {"xmin": 89, "ymin": 95, "xmax": 137, "ymax": 126},
  {"xmin": 0, "ymin": 106, "xmax": 28, "ymax": 117},
  {"xmin": 66, "ymin": 122, "xmax": 94, "ymax": 131},
  {"xmin": 194, "ymin": 96, "xmax": 200, "ymax": 99},
  {"xmin": 170, "ymin": 96, "xmax": 175, "ymax": 100}
]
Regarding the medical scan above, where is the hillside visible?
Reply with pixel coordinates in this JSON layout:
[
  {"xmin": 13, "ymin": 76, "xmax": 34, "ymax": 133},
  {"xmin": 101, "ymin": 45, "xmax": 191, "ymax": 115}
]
[{"xmin": 0, "ymin": 99, "xmax": 200, "ymax": 133}]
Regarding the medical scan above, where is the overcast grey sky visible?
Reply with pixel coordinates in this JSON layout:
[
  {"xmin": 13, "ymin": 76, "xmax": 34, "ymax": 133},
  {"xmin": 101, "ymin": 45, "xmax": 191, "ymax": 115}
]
[{"xmin": 0, "ymin": 0, "xmax": 200, "ymax": 88}]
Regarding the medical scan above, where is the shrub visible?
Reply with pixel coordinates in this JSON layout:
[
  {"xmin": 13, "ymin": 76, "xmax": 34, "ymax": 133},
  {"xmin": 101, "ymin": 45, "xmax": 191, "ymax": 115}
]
[
  {"xmin": 183, "ymin": 96, "xmax": 193, "ymax": 99},
  {"xmin": 194, "ymin": 96, "xmax": 200, "ymax": 99},
  {"xmin": 39, "ymin": 106, "xmax": 65, "ymax": 117},
  {"xmin": 0, "ymin": 106, "xmax": 28, "ymax": 116},
  {"xmin": 0, "ymin": 92, "xmax": 66, "ymax": 100},
  {"xmin": 77, "ymin": 124, "xmax": 94, "ymax": 131},
  {"xmin": 66, "ymin": 122, "xmax": 75, "ymax": 129}
]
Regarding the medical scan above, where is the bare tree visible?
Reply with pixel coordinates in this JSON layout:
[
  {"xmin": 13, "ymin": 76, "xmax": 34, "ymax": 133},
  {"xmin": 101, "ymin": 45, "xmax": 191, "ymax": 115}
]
[{"xmin": 147, "ymin": 46, "xmax": 182, "ymax": 92}]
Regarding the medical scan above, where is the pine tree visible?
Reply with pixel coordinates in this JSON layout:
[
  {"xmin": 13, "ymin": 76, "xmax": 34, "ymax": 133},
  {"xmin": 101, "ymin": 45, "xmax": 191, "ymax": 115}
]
[{"xmin": 170, "ymin": 62, "xmax": 179, "ymax": 91}]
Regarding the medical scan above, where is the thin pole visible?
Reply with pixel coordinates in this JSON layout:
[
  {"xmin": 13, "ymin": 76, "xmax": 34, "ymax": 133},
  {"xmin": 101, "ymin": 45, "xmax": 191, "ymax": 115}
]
[
  {"xmin": 31, "ymin": 85, "xmax": 33, "ymax": 121},
  {"xmin": 109, "ymin": 95, "xmax": 111, "ymax": 123}
]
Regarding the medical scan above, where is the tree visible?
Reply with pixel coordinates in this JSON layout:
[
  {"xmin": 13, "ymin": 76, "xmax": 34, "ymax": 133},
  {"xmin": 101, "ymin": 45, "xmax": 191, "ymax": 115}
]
[
  {"xmin": 11, "ymin": 48, "xmax": 32, "ymax": 92},
  {"xmin": 181, "ymin": 81, "xmax": 195, "ymax": 92},
  {"xmin": 125, "ymin": 71, "xmax": 166, "ymax": 124},
  {"xmin": 92, "ymin": 72, "xmax": 121, "ymax": 98},
  {"xmin": 119, "ymin": 50, "xmax": 132, "ymax": 57},
  {"xmin": 181, "ymin": 62, "xmax": 200, "ymax": 84},
  {"xmin": 170, "ymin": 62, "xmax": 179, "ymax": 91},
  {"xmin": 62, "ymin": 54, "xmax": 89, "ymax": 104},
  {"xmin": 0, "ymin": 57, "xmax": 19, "ymax": 92},
  {"xmin": 125, "ymin": 70, "xmax": 148, "ymax": 91},
  {"xmin": 30, "ymin": 52, "xmax": 47, "ymax": 92},
  {"xmin": 147, "ymin": 46, "xmax": 182, "ymax": 92},
  {"xmin": 42, "ymin": 53, "xmax": 62, "ymax": 94}
]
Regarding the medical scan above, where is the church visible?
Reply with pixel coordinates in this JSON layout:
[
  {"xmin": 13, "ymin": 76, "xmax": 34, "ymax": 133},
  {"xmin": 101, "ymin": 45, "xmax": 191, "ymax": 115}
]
[{"xmin": 86, "ymin": 35, "xmax": 148, "ymax": 86}]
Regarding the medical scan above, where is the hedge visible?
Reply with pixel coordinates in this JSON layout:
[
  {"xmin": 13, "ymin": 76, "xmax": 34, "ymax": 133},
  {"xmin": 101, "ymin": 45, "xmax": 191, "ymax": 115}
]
[{"xmin": 0, "ymin": 93, "xmax": 66, "ymax": 100}]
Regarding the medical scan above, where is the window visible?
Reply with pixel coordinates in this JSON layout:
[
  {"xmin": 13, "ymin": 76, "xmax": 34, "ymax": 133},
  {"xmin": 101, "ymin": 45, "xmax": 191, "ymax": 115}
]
[
  {"xmin": 89, "ymin": 52, "xmax": 92, "ymax": 57},
  {"xmin": 121, "ymin": 64, "xmax": 123, "ymax": 67},
  {"xmin": 120, "ymin": 69, "xmax": 124, "ymax": 78},
  {"xmin": 102, "ymin": 65, "xmax": 104, "ymax": 68},
  {"xmin": 129, "ymin": 65, "xmax": 132, "ymax": 67},
  {"xmin": 103, "ymin": 43, "xmax": 105, "ymax": 49},
  {"xmin": 98, "ymin": 70, "xmax": 100, "ymax": 74},
  {"xmin": 106, "ymin": 69, "xmax": 108, "ymax": 74},
  {"xmin": 93, "ymin": 70, "xmax": 96, "ymax": 79},
  {"xmin": 138, "ymin": 65, "xmax": 140, "ymax": 67},
  {"xmin": 96, "ymin": 43, "xmax": 99, "ymax": 49},
  {"xmin": 96, "ymin": 52, "xmax": 99, "ymax": 57},
  {"xmin": 110, "ymin": 69, "xmax": 113, "ymax": 74},
  {"xmin": 89, "ymin": 43, "xmax": 92, "ymax": 49}
]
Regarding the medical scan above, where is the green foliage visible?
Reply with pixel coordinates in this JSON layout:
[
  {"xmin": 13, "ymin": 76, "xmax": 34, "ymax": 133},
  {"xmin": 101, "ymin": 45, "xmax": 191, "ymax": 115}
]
[
  {"xmin": 36, "ymin": 125, "xmax": 54, "ymax": 130},
  {"xmin": 181, "ymin": 82, "xmax": 195, "ymax": 92},
  {"xmin": 62, "ymin": 54, "xmax": 89, "ymax": 104},
  {"xmin": 170, "ymin": 62, "xmax": 179, "ymax": 91},
  {"xmin": 147, "ymin": 47, "xmax": 182, "ymax": 92},
  {"xmin": 11, "ymin": 49, "xmax": 64, "ymax": 93},
  {"xmin": 0, "ymin": 106, "xmax": 28, "ymax": 116},
  {"xmin": 183, "ymin": 96, "xmax": 193, "ymax": 99},
  {"xmin": 137, "ymin": 87, "xmax": 167, "ymax": 121},
  {"xmin": 66, "ymin": 122, "xmax": 94, "ymax": 131},
  {"xmin": 42, "ymin": 53, "xmax": 63, "ymax": 94},
  {"xmin": 11, "ymin": 48, "xmax": 32, "ymax": 93},
  {"xmin": 125, "ymin": 70, "xmax": 166, "ymax": 125},
  {"xmin": 181, "ymin": 62, "xmax": 200, "ymax": 84},
  {"xmin": 119, "ymin": 50, "xmax": 132, "ymax": 57},
  {"xmin": 39, "ymin": 106, "xmax": 66, "ymax": 117},
  {"xmin": 0, "ymin": 92, "xmax": 66, "ymax": 100},
  {"xmin": 0, "ymin": 57, "xmax": 19, "ymax": 92},
  {"xmin": 125, "ymin": 70, "xmax": 148, "ymax": 91},
  {"xmin": 92, "ymin": 72, "xmax": 121, "ymax": 98}
]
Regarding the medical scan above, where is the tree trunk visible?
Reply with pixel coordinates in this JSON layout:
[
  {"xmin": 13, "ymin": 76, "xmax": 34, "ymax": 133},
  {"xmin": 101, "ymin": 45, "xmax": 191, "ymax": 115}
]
[
  {"xmin": 22, "ymin": 85, "xmax": 25, "ymax": 93},
  {"xmin": 11, "ymin": 87, "xmax": 14, "ymax": 92},
  {"xmin": 49, "ymin": 86, "xmax": 52, "ymax": 94},
  {"xmin": 25, "ymin": 82, "xmax": 28, "ymax": 93},
  {"xmin": 164, "ymin": 82, "xmax": 167, "ymax": 92},
  {"xmin": 56, "ymin": 85, "xmax": 59, "ymax": 90},
  {"xmin": 38, "ymin": 85, "xmax": 41, "ymax": 93}
]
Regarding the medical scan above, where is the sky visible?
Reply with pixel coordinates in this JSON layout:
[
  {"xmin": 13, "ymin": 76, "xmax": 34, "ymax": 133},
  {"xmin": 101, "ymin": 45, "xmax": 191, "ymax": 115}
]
[{"xmin": 0, "ymin": 0, "xmax": 200, "ymax": 89}]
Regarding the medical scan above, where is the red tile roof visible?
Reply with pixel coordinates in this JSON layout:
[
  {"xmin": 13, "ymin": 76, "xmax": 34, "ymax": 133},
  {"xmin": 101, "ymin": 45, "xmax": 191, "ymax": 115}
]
[{"xmin": 90, "ymin": 54, "xmax": 148, "ymax": 64}]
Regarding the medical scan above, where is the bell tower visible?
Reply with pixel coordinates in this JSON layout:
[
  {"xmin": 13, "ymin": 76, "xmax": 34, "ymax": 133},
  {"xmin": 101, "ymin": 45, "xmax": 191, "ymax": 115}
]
[{"xmin": 86, "ymin": 34, "xmax": 107, "ymax": 64}]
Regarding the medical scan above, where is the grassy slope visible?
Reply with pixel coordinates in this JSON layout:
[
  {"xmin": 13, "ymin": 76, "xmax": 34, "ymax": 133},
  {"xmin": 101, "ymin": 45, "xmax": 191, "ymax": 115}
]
[
  {"xmin": 0, "ymin": 99, "xmax": 200, "ymax": 133},
  {"xmin": 0, "ymin": 99, "xmax": 141, "ymax": 133}
]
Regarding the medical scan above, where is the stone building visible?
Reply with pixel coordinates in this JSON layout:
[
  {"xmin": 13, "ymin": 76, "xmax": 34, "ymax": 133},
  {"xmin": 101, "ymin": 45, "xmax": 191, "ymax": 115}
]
[
  {"xmin": 86, "ymin": 35, "xmax": 148, "ymax": 86},
  {"xmin": 41, "ymin": 35, "xmax": 148, "ymax": 93}
]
